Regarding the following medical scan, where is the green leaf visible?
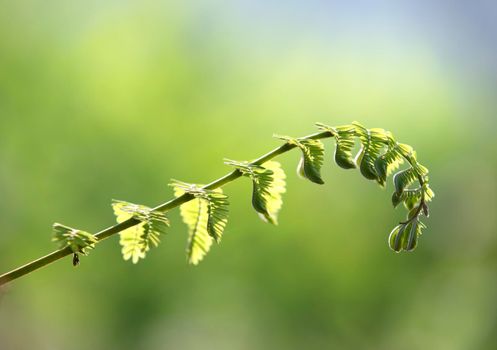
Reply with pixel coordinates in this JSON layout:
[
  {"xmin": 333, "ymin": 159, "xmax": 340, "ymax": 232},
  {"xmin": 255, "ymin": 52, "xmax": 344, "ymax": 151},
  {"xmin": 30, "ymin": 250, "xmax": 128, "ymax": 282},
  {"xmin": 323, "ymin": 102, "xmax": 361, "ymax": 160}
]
[
  {"xmin": 353, "ymin": 122, "xmax": 389, "ymax": 182},
  {"xmin": 405, "ymin": 221, "xmax": 419, "ymax": 252},
  {"xmin": 413, "ymin": 163, "xmax": 429, "ymax": 177},
  {"xmin": 334, "ymin": 126, "xmax": 357, "ymax": 170},
  {"xmin": 391, "ymin": 191, "xmax": 403, "ymax": 208},
  {"xmin": 225, "ymin": 160, "xmax": 286, "ymax": 224},
  {"xmin": 182, "ymin": 194, "xmax": 210, "ymax": 265},
  {"xmin": 397, "ymin": 143, "xmax": 417, "ymax": 161},
  {"xmin": 254, "ymin": 161, "xmax": 286, "ymax": 224},
  {"xmin": 317, "ymin": 123, "xmax": 357, "ymax": 170},
  {"xmin": 388, "ymin": 224, "xmax": 407, "ymax": 253},
  {"xmin": 206, "ymin": 192, "xmax": 229, "ymax": 243},
  {"xmin": 297, "ymin": 139, "xmax": 325, "ymax": 184},
  {"xmin": 374, "ymin": 146, "xmax": 404, "ymax": 187},
  {"xmin": 52, "ymin": 223, "xmax": 97, "ymax": 255},
  {"xmin": 393, "ymin": 168, "xmax": 418, "ymax": 195},
  {"xmin": 392, "ymin": 187, "xmax": 423, "ymax": 210},
  {"xmin": 388, "ymin": 220, "xmax": 424, "ymax": 253},
  {"xmin": 112, "ymin": 200, "xmax": 169, "ymax": 264},
  {"xmin": 423, "ymin": 183, "xmax": 435, "ymax": 202},
  {"xmin": 171, "ymin": 181, "xmax": 229, "ymax": 265},
  {"xmin": 275, "ymin": 135, "xmax": 324, "ymax": 184},
  {"xmin": 402, "ymin": 188, "xmax": 423, "ymax": 210}
]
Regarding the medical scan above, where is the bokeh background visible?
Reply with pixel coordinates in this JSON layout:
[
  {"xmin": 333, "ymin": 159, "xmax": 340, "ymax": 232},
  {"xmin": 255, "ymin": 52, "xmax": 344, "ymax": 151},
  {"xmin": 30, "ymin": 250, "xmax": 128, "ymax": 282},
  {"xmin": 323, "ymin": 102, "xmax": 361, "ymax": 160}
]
[{"xmin": 0, "ymin": 1, "xmax": 496, "ymax": 349}]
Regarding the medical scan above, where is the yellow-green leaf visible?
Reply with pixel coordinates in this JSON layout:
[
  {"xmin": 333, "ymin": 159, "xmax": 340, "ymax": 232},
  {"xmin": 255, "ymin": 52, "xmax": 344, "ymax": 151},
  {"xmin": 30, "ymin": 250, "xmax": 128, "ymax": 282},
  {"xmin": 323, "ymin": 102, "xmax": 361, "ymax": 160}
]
[
  {"xmin": 254, "ymin": 161, "xmax": 286, "ymax": 224},
  {"xmin": 296, "ymin": 139, "xmax": 325, "ymax": 184},
  {"xmin": 52, "ymin": 223, "xmax": 97, "ymax": 255},
  {"xmin": 112, "ymin": 200, "xmax": 169, "ymax": 264},
  {"xmin": 225, "ymin": 160, "xmax": 286, "ymax": 225},
  {"xmin": 172, "ymin": 183, "xmax": 228, "ymax": 265}
]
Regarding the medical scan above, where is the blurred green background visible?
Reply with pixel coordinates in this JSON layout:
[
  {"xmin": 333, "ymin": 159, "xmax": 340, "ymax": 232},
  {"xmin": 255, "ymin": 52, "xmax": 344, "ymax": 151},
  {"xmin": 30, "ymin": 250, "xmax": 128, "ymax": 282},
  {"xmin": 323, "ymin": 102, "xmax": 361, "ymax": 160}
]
[{"xmin": 1, "ymin": 1, "xmax": 496, "ymax": 349}]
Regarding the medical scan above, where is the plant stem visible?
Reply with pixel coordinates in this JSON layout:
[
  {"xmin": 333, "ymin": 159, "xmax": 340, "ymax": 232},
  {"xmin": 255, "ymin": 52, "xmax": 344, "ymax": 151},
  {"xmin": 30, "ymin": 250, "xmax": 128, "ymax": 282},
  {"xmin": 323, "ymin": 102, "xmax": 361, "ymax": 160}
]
[{"xmin": 0, "ymin": 130, "xmax": 334, "ymax": 286}]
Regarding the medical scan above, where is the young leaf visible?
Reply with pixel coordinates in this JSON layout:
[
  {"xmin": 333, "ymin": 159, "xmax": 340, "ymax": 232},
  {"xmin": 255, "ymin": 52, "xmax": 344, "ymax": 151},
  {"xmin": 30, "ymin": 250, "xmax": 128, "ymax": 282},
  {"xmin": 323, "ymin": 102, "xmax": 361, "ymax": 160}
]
[
  {"xmin": 388, "ymin": 220, "xmax": 424, "ymax": 253},
  {"xmin": 423, "ymin": 183, "xmax": 435, "ymax": 202},
  {"xmin": 374, "ymin": 145, "xmax": 404, "ymax": 187},
  {"xmin": 316, "ymin": 123, "xmax": 356, "ymax": 170},
  {"xmin": 353, "ymin": 122, "xmax": 389, "ymax": 182},
  {"xmin": 388, "ymin": 224, "xmax": 406, "ymax": 253},
  {"xmin": 405, "ymin": 221, "xmax": 419, "ymax": 252},
  {"xmin": 119, "ymin": 225, "xmax": 147, "ymax": 263},
  {"xmin": 297, "ymin": 139, "xmax": 325, "ymax": 184},
  {"xmin": 52, "ymin": 223, "xmax": 97, "ymax": 254},
  {"xmin": 402, "ymin": 188, "xmax": 423, "ymax": 210},
  {"xmin": 225, "ymin": 160, "xmax": 286, "ymax": 224},
  {"xmin": 52, "ymin": 223, "xmax": 97, "ymax": 266},
  {"xmin": 334, "ymin": 126, "xmax": 357, "ymax": 170},
  {"xmin": 171, "ymin": 181, "xmax": 229, "ymax": 265},
  {"xmin": 254, "ymin": 161, "xmax": 286, "ymax": 224},
  {"xmin": 184, "ymin": 195, "xmax": 210, "ymax": 265},
  {"xmin": 391, "ymin": 191, "xmax": 403, "ymax": 208},
  {"xmin": 275, "ymin": 135, "xmax": 325, "ymax": 184},
  {"xmin": 393, "ymin": 168, "xmax": 418, "ymax": 195},
  {"xmin": 206, "ymin": 192, "xmax": 229, "ymax": 243},
  {"xmin": 397, "ymin": 143, "xmax": 417, "ymax": 162},
  {"xmin": 113, "ymin": 202, "xmax": 146, "ymax": 264},
  {"xmin": 112, "ymin": 200, "xmax": 169, "ymax": 264}
]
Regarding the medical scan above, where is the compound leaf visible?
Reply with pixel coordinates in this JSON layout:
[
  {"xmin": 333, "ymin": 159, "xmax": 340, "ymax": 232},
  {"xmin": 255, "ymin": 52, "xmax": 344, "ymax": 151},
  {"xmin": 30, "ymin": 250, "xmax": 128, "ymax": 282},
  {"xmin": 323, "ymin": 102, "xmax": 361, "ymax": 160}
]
[
  {"xmin": 334, "ymin": 125, "xmax": 357, "ymax": 170},
  {"xmin": 297, "ymin": 139, "xmax": 325, "ymax": 184},
  {"xmin": 207, "ymin": 192, "xmax": 229, "ymax": 243},
  {"xmin": 225, "ymin": 160, "xmax": 286, "ymax": 225},
  {"xmin": 275, "ymin": 135, "xmax": 324, "ymax": 184},
  {"xmin": 253, "ymin": 161, "xmax": 286, "ymax": 224},
  {"xmin": 388, "ymin": 220, "xmax": 423, "ymax": 253},
  {"xmin": 52, "ymin": 223, "xmax": 98, "ymax": 266},
  {"xmin": 172, "ymin": 181, "xmax": 229, "ymax": 265},
  {"xmin": 375, "ymin": 145, "xmax": 404, "ymax": 187},
  {"xmin": 388, "ymin": 224, "xmax": 406, "ymax": 252},
  {"xmin": 353, "ymin": 122, "xmax": 389, "ymax": 182},
  {"xmin": 52, "ymin": 223, "xmax": 97, "ymax": 254},
  {"xmin": 112, "ymin": 200, "xmax": 169, "ymax": 264},
  {"xmin": 393, "ymin": 168, "xmax": 418, "ymax": 195}
]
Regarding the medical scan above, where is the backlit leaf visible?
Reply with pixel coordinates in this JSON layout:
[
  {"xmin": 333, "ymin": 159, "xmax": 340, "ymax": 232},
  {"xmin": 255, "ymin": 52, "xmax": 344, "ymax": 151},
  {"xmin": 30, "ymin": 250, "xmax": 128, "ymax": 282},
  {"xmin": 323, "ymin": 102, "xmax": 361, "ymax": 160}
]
[
  {"xmin": 393, "ymin": 168, "xmax": 418, "ymax": 195},
  {"xmin": 52, "ymin": 223, "xmax": 97, "ymax": 255},
  {"xmin": 375, "ymin": 145, "xmax": 404, "ymax": 187},
  {"xmin": 225, "ymin": 160, "xmax": 286, "ymax": 224},
  {"xmin": 275, "ymin": 135, "xmax": 324, "ymax": 184},
  {"xmin": 353, "ymin": 122, "xmax": 389, "ymax": 182},
  {"xmin": 112, "ymin": 200, "xmax": 169, "ymax": 264},
  {"xmin": 171, "ymin": 181, "xmax": 229, "ymax": 265}
]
